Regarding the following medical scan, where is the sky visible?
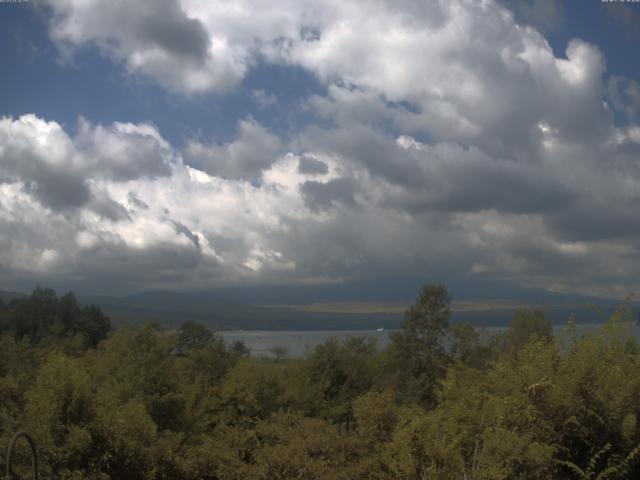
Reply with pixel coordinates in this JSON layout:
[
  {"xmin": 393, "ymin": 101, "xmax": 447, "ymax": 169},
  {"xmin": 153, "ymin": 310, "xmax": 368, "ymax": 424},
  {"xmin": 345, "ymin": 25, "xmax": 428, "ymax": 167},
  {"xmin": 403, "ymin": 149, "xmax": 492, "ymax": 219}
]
[{"xmin": 0, "ymin": 0, "xmax": 639, "ymax": 299}]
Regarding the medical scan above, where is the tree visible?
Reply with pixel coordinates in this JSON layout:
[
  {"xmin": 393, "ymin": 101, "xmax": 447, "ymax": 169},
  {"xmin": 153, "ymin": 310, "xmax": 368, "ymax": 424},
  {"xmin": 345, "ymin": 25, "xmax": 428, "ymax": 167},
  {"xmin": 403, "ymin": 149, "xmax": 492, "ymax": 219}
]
[
  {"xmin": 251, "ymin": 412, "xmax": 344, "ymax": 480},
  {"xmin": 11, "ymin": 286, "xmax": 59, "ymax": 341},
  {"xmin": 296, "ymin": 336, "xmax": 380, "ymax": 427},
  {"xmin": 59, "ymin": 292, "xmax": 81, "ymax": 332},
  {"xmin": 353, "ymin": 390, "xmax": 399, "ymax": 443},
  {"xmin": 388, "ymin": 284, "xmax": 451, "ymax": 405},
  {"xmin": 23, "ymin": 352, "xmax": 95, "ymax": 478},
  {"xmin": 494, "ymin": 308, "xmax": 553, "ymax": 355},
  {"xmin": 449, "ymin": 321, "xmax": 490, "ymax": 369},
  {"xmin": 229, "ymin": 340, "xmax": 250, "ymax": 359},
  {"xmin": 177, "ymin": 321, "xmax": 214, "ymax": 352},
  {"xmin": 0, "ymin": 287, "xmax": 111, "ymax": 347},
  {"xmin": 219, "ymin": 359, "xmax": 286, "ymax": 426},
  {"xmin": 78, "ymin": 304, "xmax": 111, "ymax": 347},
  {"xmin": 270, "ymin": 345, "xmax": 289, "ymax": 361}
]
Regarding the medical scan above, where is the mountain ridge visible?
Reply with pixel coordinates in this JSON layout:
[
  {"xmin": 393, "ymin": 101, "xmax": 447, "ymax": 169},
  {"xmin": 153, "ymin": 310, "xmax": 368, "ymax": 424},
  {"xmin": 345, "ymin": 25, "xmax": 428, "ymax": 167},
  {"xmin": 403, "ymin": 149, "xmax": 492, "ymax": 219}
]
[{"xmin": 2, "ymin": 283, "xmax": 629, "ymax": 331}]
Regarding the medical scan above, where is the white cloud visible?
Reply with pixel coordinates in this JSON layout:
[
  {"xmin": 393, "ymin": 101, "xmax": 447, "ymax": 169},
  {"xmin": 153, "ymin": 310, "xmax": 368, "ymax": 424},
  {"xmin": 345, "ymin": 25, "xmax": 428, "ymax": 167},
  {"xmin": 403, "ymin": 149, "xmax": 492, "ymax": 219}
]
[
  {"xmin": 0, "ymin": 115, "xmax": 316, "ymax": 292},
  {"xmin": 7, "ymin": 0, "xmax": 639, "ymax": 297},
  {"xmin": 75, "ymin": 118, "xmax": 175, "ymax": 181},
  {"xmin": 40, "ymin": 1, "xmax": 612, "ymax": 153},
  {"xmin": 252, "ymin": 89, "xmax": 277, "ymax": 109},
  {"xmin": 42, "ymin": 0, "xmax": 246, "ymax": 94},
  {"xmin": 1, "ymin": 110, "xmax": 640, "ymax": 296}
]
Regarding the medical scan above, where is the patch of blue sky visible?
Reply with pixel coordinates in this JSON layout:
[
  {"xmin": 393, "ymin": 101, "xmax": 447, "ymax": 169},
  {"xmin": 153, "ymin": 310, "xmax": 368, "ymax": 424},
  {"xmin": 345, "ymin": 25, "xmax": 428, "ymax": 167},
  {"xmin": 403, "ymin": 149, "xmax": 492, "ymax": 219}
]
[
  {"xmin": 1, "ymin": 0, "xmax": 638, "ymax": 142},
  {"xmin": 0, "ymin": 4, "xmax": 327, "ymax": 149},
  {"xmin": 543, "ymin": 0, "xmax": 640, "ymax": 126}
]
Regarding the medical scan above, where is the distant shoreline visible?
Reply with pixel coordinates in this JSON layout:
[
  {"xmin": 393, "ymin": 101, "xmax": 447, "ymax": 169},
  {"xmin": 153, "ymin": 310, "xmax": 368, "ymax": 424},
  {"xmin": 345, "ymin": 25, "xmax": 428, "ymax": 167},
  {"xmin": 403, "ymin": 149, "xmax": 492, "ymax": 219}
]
[{"xmin": 265, "ymin": 301, "xmax": 593, "ymax": 315}]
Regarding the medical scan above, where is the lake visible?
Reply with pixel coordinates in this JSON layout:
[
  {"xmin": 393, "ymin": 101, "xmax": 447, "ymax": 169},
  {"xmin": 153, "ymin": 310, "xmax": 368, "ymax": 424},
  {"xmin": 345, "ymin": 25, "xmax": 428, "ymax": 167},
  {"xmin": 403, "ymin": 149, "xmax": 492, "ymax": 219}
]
[{"xmin": 221, "ymin": 322, "xmax": 640, "ymax": 358}]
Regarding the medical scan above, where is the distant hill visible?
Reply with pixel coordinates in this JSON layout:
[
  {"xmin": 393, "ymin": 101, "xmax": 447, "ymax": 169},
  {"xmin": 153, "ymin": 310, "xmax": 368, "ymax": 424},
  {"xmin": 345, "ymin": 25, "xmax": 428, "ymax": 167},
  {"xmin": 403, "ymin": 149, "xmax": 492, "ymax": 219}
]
[
  {"xmin": 79, "ymin": 291, "xmax": 398, "ymax": 331},
  {"xmin": 77, "ymin": 286, "xmax": 630, "ymax": 331},
  {"xmin": 3, "ymin": 281, "xmax": 630, "ymax": 331},
  {"xmin": 0, "ymin": 290, "xmax": 26, "ymax": 304},
  {"xmin": 185, "ymin": 276, "xmax": 607, "ymax": 305}
]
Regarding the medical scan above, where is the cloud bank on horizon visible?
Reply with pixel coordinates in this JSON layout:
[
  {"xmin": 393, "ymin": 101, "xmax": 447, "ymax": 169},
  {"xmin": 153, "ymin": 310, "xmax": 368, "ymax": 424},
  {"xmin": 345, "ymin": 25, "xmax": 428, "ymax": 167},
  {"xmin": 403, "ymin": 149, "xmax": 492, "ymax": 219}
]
[{"xmin": 1, "ymin": 0, "xmax": 639, "ymax": 298}]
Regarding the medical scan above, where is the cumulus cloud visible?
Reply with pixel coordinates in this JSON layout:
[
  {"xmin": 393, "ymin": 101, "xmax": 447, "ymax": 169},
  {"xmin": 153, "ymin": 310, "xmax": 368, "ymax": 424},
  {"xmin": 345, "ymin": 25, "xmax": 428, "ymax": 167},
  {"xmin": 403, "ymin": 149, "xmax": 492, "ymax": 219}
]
[
  {"xmin": 297, "ymin": 155, "xmax": 329, "ymax": 175},
  {"xmin": 0, "ymin": 115, "xmax": 174, "ymax": 215},
  {"xmin": 0, "ymin": 115, "xmax": 305, "ymax": 292},
  {"xmin": 37, "ymin": 0, "xmax": 613, "ymax": 153},
  {"xmin": 5, "ymin": 0, "xmax": 640, "ymax": 297},
  {"xmin": 2, "ymin": 107, "xmax": 640, "ymax": 297},
  {"xmin": 0, "ymin": 115, "xmax": 90, "ymax": 210},
  {"xmin": 75, "ymin": 119, "xmax": 174, "ymax": 181},
  {"xmin": 183, "ymin": 118, "xmax": 283, "ymax": 183},
  {"xmin": 300, "ymin": 177, "xmax": 358, "ymax": 212},
  {"xmin": 42, "ymin": 0, "xmax": 243, "ymax": 94},
  {"xmin": 608, "ymin": 76, "xmax": 640, "ymax": 123}
]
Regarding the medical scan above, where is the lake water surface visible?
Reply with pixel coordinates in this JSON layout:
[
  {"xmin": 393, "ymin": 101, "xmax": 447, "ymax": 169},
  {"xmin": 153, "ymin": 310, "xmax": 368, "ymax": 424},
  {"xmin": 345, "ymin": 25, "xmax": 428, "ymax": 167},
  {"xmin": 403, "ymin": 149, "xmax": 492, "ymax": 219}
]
[{"xmin": 221, "ymin": 322, "xmax": 640, "ymax": 357}]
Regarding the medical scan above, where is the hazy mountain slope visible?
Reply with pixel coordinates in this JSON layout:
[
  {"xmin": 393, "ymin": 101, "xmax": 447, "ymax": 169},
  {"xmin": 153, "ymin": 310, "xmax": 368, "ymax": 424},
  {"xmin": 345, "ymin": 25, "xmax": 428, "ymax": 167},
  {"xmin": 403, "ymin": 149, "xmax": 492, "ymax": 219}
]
[
  {"xmin": 0, "ymin": 290, "xmax": 26, "ymax": 304},
  {"xmin": 77, "ymin": 287, "xmax": 627, "ymax": 330}
]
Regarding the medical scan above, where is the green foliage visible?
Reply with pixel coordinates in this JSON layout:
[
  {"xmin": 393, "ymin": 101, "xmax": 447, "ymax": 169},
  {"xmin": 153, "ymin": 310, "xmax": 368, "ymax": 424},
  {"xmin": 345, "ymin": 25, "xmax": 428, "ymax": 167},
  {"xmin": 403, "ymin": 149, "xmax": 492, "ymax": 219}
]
[
  {"xmin": 23, "ymin": 352, "xmax": 94, "ymax": 478},
  {"xmin": 251, "ymin": 412, "xmax": 344, "ymax": 479},
  {"xmin": 176, "ymin": 321, "xmax": 214, "ymax": 352},
  {"xmin": 92, "ymin": 396, "xmax": 158, "ymax": 479},
  {"xmin": 0, "ymin": 287, "xmax": 111, "ymax": 348},
  {"xmin": 448, "ymin": 321, "xmax": 490, "ymax": 369},
  {"xmin": 294, "ymin": 336, "xmax": 381, "ymax": 426},
  {"xmin": 1, "ymin": 284, "xmax": 640, "ymax": 479},
  {"xmin": 353, "ymin": 390, "xmax": 398, "ymax": 443},
  {"xmin": 495, "ymin": 307, "xmax": 554, "ymax": 355},
  {"xmin": 219, "ymin": 359, "xmax": 286, "ymax": 426},
  {"xmin": 388, "ymin": 284, "xmax": 452, "ymax": 405}
]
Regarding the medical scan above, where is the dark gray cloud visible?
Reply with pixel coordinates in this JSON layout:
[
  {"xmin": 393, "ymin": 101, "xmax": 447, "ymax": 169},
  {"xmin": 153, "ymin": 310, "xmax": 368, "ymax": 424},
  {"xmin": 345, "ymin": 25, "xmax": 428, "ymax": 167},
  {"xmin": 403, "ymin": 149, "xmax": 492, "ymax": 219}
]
[
  {"xmin": 184, "ymin": 119, "xmax": 282, "ymax": 183},
  {"xmin": 301, "ymin": 127, "xmax": 576, "ymax": 217},
  {"xmin": 22, "ymin": 167, "xmax": 91, "ymax": 211},
  {"xmin": 88, "ymin": 192, "xmax": 131, "ymax": 222},
  {"xmin": 414, "ymin": 149, "xmax": 576, "ymax": 215},
  {"xmin": 57, "ymin": 243, "xmax": 221, "ymax": 293},
  {"xmin": 136, "ymin": 0, "xmax": 210, "ymax": 61},
  {"xmin": 302, "ymin": 125, "xmax": 426, "ymax": 189},
  {"xmin": 127, "ymin": 192, "xmax": 149, "ymax": 210},
  {"xmin": 0, "ymin": 133, "xmax": 90, "ymax": 211},
  {"xmin": 169, "ymin": 219, "xmax": 202, "ymax": 253},
  {"xmin": 300, "ymin": 178, "xmax": 358, "ymax": 212},
  {"xmin": 297, "ymin": 155, "xmax": 329, "ymax": 175},
  {"xmin": 545, "ymin": 202, "xmax": 640, "ymax": 242}
]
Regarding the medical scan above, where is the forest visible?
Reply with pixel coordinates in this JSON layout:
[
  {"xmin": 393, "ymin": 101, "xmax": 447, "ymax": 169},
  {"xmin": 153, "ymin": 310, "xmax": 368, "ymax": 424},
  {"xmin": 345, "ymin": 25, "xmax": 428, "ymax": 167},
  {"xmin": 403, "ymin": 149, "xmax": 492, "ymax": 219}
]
[{"xmin": 0, "ymin": 285, "xmax": 639, "ymax": 479}]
